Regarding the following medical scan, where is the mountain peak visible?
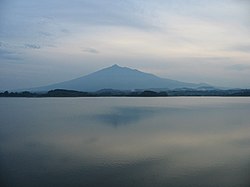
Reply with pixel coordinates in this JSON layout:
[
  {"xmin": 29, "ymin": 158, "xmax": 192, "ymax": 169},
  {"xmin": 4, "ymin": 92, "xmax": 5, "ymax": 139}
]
[
  {"xmin": 111, "ymin": 64, "xmax": 120, "ymax": 68},
  {"xmin": 108, "ymin": 64, "xmax": 139, "ymax": 72},
  {"xmin": 109, "ymin": 64, "xmax": 124, "ymax": 69},
  {"xmin": 33, "ymin": 65, "xmax": 212, "ymax": 92}
]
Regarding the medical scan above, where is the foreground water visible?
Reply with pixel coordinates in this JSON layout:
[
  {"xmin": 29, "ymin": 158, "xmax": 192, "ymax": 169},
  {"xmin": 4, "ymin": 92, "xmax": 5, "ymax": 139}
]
[{"xmin": 0, "ymin": 97, "xmax": 250, "ymax": 187}]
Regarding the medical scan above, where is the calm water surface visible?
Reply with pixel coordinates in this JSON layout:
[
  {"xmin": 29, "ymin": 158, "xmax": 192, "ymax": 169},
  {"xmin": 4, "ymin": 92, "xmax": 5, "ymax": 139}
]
[{"xmin": 1, "ymin": 97, "xmax": 250, "ymax": 187}]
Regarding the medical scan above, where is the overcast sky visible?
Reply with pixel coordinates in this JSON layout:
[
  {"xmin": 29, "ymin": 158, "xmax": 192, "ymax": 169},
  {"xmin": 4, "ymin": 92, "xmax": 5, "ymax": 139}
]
[{"xmin": 0, "ymin": 0, "xmax": 250, "ymax": 90}]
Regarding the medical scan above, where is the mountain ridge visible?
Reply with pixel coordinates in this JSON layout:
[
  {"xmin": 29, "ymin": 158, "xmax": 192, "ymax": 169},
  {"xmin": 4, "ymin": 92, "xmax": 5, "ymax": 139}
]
[{"xmin": 31, "ymin": 64, "xmax": 213, "ymax": 92}]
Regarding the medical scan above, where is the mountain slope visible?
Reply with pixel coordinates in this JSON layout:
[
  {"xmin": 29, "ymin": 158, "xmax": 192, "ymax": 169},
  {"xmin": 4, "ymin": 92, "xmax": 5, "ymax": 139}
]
[{"xmin": 33, "ymin": 64, "xmax": 210, "ymax": 91}]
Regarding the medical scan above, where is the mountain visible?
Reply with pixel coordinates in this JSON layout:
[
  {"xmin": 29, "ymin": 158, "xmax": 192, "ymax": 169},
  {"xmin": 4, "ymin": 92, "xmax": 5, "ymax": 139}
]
[{"xmin": 32, "ymin": 64, "xmax": 212, "ymax": 92}]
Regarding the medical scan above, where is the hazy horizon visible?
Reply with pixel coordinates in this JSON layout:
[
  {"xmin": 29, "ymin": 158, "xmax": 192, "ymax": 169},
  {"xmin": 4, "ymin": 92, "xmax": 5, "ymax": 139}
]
[{"xmin": 1, "ymin": 0, "xmax": 250, "ymax": 90}]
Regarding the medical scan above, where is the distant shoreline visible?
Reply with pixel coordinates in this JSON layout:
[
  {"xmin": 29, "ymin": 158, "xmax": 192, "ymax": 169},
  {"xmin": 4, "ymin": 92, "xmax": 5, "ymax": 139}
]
[{"xmin": 1, "ymin": 89, "xmax": 250, "ymax": 97}]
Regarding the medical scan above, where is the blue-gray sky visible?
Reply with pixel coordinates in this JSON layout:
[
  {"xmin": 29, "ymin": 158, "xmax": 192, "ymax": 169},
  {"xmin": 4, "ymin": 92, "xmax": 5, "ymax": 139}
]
[{"xmin": 0, "ymin": 0, "xmax": 250, "ymax": 90}]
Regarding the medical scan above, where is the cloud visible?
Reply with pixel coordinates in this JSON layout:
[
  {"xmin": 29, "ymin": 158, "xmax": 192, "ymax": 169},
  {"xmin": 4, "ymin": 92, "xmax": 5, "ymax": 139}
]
[
  {"xmin": 61, "ymin": 29, "xmax": 70, "ymax": 34},
  {"xmin": 24, "ymin": 44, "xmax": 41, "ymax": 49},
  {"xmin": 0, "ymin": 49, "xmax": 23, "ymax": 61},
  {"xmin": 82, "ymin": 48, "xmax": 99, "ymax": 54},
  {"xmin": 39, "ymin": 31, "xmax": 53, "ymax": 37},
  {"xmin": 228, "ymin": 45, "xmax": 250, "ymax": 53},
  {"xmin": 227, "ymin": 64, "xmax": 250, "ymax": 71}
]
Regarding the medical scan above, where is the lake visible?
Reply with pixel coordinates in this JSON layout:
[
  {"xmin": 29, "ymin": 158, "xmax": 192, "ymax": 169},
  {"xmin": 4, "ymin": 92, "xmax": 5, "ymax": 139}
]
[{"xmin": 1, "ymin": 97, "xmax": 250, "ymax": 187}]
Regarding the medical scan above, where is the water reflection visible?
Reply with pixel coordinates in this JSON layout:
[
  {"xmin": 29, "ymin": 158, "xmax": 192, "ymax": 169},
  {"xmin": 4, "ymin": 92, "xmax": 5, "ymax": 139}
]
[
  {"xmin": 1, "ymin": 98, "xmax": 250, "ymax": 187},
  {"xmin": 93, "ymin": 107, "xmax": 168, "ymax": 127}
]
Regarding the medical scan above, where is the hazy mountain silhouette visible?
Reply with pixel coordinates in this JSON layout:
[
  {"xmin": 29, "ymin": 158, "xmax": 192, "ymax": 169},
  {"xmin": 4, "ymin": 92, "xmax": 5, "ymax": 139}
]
[{"xmin": 33, "ymin": 64, "xmax": 211, "ymax": 91}]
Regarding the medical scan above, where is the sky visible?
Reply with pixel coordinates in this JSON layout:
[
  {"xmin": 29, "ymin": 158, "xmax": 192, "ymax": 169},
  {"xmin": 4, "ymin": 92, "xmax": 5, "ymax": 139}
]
[{"xmin": 0, "ymin": 0, "xmax": 250, "ymax": 90}]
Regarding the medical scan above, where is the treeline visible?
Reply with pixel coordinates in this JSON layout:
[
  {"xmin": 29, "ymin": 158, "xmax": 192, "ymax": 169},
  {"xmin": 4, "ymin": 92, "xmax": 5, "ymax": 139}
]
[
  {"xmin": 0, "ymin": 90, "xmax": 92, "ymax": 97},
  {"xmin": 167, "ymin": 89, "xmax": 250, "ymax": 96},
  {"xmin": 1, "ymin": 89, "xmax": 250, "ymax": 97},
  {"xmin": 0, "ymin": 89, "xmax": 167, "ymax": 97},
  {"xmin": 0, "ymin": 91, "xmax": 40, "ymax": 97}
]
